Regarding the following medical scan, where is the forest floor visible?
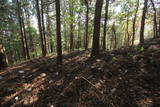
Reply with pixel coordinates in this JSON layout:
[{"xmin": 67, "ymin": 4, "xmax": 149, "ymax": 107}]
[{"xmin": 0, "ymin": 38, "xmax": 160, "ymax": 107}]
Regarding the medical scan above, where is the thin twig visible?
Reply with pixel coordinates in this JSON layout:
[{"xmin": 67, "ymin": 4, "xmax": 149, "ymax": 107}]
[{"xmin": 80, "ymin": 76, "xmax": 102, "ymax": 94}]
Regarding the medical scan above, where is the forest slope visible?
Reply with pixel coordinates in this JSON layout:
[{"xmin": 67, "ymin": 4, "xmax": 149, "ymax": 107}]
[{"xmin": 0, "ymin": 38, "xmax": 160, "ymax": 107}]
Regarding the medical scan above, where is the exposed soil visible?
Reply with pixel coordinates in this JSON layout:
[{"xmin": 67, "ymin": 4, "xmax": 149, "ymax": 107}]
[{"xmin": 0, "ymin": 38, "xmax": 160, "ymax": 107}]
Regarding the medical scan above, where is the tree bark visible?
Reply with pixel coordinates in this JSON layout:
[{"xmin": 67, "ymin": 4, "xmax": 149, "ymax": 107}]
[
  {"xmin": 26, "ymin": 12, "xmax": 34, "ymax": 55},
  {"xmin": 21, "ymin": 12, "xmax": 30, "ymax": 59},
  {"xmin": 41, "ymin": 0, "xmax": 47, "ymax": 55},
  {"xmin": 69, "ymin": 0, "xmax": 74, "ymax": 51},
  {"xmin": 103, "ymin": 0, "xmax": 109, "ymax": 50},
  {"xmin": 0, "ymin": 45, "xmax": 8, "ymax": 70},
  {"xmin": 126, "ymin": 10, "xmax": 130, "ymax": 46},
  {"xmin": 55, "ymin": 0, "xmax": 62, "ymax": 65},
  {"xmin": 46, "ymin": 5, "xmax": 53, "ymax": 53},
  {"xmin": 112, "ymin": 23, "xmax": 117, "ymax": 49},
  {"xmin": 159, "ymin": 19, "xmax": 160, "ymax": 37},
  {"xmin": 16, "ymin": 0, "xmax": 26, "ymax": 60},
  {"xmin": 132, "ymin": 0, "xmax": 139, "ymax": 45},
  {"xmin": 85, "ymin": 0, "xmax": 89, "ymax": 50},
  {"xmin": 140, "ymin": 0, "xmax": 148, "ymax": 44},
  {"xmin": 64, "ymin": 21, "xmax": 67, "ymax": 51},
  {"xmin": 70, "ymin": 24, "xmax": 74, "ymax": 51},
  {"xmin": 35, "ymin": 0, "xmax": 45, "ymax": 56},
  {"xmin": 78, "ymin": 14, "xmax": 81, "ymax": 50},
  {"xmin": 91, "ymin": 0, "xmax": 104, "ymax": 56},
  {"xmin": 150, "ymin": 0, "xmax": 158, "ymax": 38}
]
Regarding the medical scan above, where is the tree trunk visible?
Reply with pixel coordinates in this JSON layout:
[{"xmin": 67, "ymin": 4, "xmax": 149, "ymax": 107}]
[
  {"xmin": 153, "ymin": 23, "xmax": 156, "ymax": 38},
  {"xmin": 91, "ymin": 0, "xmax": 104, "ymax": 57},
  {"xmin": 112, "ymin": 23, "xmax": 117, "ymax": 49},
  {"xmin": 150, "ymin": 0, "xmax": 158, "ymax": 38},
  {"xmin": 21, "ymin": 13, "xmax": 30, "ymax": 59},
  {"xmin": 0, "ymin": 45, "xmax": 8, "ymax": 70},
  {"xmin": 64, "ymin": 21, "xmax": 67, "ymax": 51},
  {"xmin": 85, "ymin": 1, "xmax": 89, "ymax": 50},
  {"xmin": 17, "ymin": 49, "xmax": 21, "ymax": 61},
  {"xmin": 55, "ymin": 0, "xmax": 62, "ymax": 65},
  {"xmin": 46, "ymin": 5, "xmax": 53, "ymax": 53},
  {"xmin": 27, "ymin": 14, "xmax": 34, "ymax": 55},
  {"xmin": 70, "ymin": 24, "xmax": 74, "ymax": 51},
  {"xmin": 78, "ymin": 14, "xmax": 81, "ymax": 50},
  {"xmin": 35, "ymin": 0, "xmax": 45, "ymax": 56},
  {"xmin": 110, "ymin": 38, "xmax": 112, "ymax": 50},
  {"xmin": 69, "ymin": 0, "xmax": 74, "ymax": 51},
  {"xmin": 124, "ymin": 32, "xmax": 127, "ymax": 46},
  {"xmin": 24, "ymin": 6, "xmax": 34, "ymax": 58},
  {"xmin": 126, "ymin": 10, "xmax": 130, "ymax": 47},
  {"xmin": 16, "ymin": 0, "xmax": 26, "ymax": 60},
  {"xmin": 159, "ymin": 19, "xmax": 160, "ymax": 37},
  {"xmin": 132, "ymin": 0, "xmax": 139, "ymax": 45},
  {"xmin": 140, "ymin": 0, "xmax": 148, "ymax": 44},
  {"xmin": 41, "ymin": 0, "xmax": 47, "ymax": 55},
  {"xmin": 103, "ymin": 0, "xmax": 109, "ymax": 50},
  {"xmin": 62, "ymin": 6, "xmax": 67, "ymax": 51}
]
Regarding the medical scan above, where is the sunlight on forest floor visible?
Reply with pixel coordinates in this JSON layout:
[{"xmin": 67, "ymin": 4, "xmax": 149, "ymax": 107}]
[{"xmin": 0, "ymin": 38, "xmax": 160, "ymax": 106}]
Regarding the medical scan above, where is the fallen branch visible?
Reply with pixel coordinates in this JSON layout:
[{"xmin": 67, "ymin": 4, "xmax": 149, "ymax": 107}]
[{"xmin": 80, "ymin": 76, "xmax": 102, "ymax": 94}]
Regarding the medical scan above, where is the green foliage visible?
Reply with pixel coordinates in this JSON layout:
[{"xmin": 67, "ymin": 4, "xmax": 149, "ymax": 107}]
[
  {"xmin": 112, "ymin": 56, "xmax": 117, "ymax": 62},
  {"xmin": 0, "ymin": 0, "xmax": 157, "ymax": 64},
  {"xmin": 137, "ymin": 47, "xmax": 145, "ymax": 52},
  {"xmin": 134, "ymin": 47, "xmax": 145, "ymax": 54},
  {"xmin": 127, "ymin": 53, "xmax": 133, "ymax": 57}
]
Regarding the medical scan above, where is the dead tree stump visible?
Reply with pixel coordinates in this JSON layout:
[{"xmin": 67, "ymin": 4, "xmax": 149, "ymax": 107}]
[{"xmin": 0, "ymin": 45, "xmax": 8, "ymax": 70}]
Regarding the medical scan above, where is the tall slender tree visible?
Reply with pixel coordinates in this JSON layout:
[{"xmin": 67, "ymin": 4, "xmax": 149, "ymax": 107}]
[
  {"xmin": 126, "ymin": 9, "xmax": 130, "ymax": 46},
  {"xmin": 16, "ymin": 0, "xmax": 26, "ymax": 60},
  {"xmin": 69, "ymin": 0, "xmax": 74, "ymax": 51},
  {"xmin": 112, "ymin": 23, "xmax": 117, "ymax": 49},
  {"xmin": 55, "ymin": 0, "xmax": 62, "ymax": 64},
  {"xmin": 17, "ymin": 0, "xmax": 30, "ymax": 59},
  {"xmin": 46, "ymin": 4, "xmax": 53, "ymax": 53},
  {"xmin": 25, "ymin": 6, "xmax": 35, "ymax": 55},
  {"xmin": 41, "ymin": 0, "xmax": 47, "ymax": 55},
  {"xmin": 21, "ymin": 11, "xmax": 30, "ymax": 59},
  {"xmin": 132, "ymin": 0, "xmax": 139, "ymax": 45},
  {"xmin": 103, "ymin": 0, "xmax": 109, "ymax": 50},
  {"xmin": 150, "ymin": 0, "xmax": 158, "ymax": 38},
  {"xmin": 91, "ymin": 0, "xmax": 104, "ymax": 56},
  {"xmin": 159, "ymin": 19, "xmax": 160, "ymax": 37},
  {"xmin": 84, "ymin": 0, "xmax": 89, "ymax": 50},
  {"xmin": 35, "ymin": 0, "xmax": 46, "ymax": 56},
  {"xmin": 140, "ymin": 0, "xmax": 148, "ymax": 44}
]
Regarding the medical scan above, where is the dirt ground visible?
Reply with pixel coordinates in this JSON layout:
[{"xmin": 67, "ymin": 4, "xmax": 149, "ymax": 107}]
[{"xmin": 0, "ymin": 38, "xmax": 160, "ymax": 107}]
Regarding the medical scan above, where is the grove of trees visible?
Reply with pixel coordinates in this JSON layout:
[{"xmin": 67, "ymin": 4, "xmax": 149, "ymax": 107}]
[{"xmin": 0, "ymin": 0, "xmax": 160, "ymax": 65}]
